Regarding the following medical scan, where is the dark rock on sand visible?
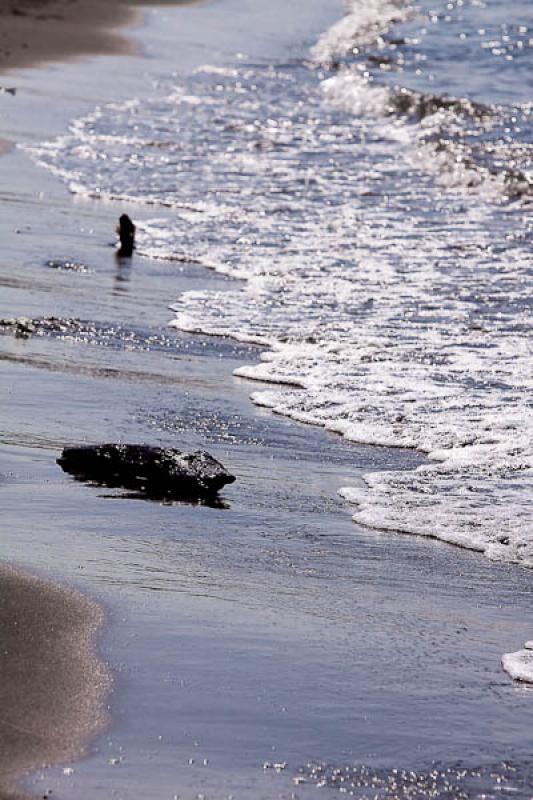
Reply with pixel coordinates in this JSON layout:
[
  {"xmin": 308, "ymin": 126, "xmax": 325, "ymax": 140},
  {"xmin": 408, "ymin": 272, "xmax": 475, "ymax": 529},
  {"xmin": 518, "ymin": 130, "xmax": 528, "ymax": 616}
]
[
  {"xmin": 58, "ymin": 444, "xmax": 236, "ymax": 499},
  {"xmin": 116, "ymin": 213, "xmax": 136, "ymax": 257}
]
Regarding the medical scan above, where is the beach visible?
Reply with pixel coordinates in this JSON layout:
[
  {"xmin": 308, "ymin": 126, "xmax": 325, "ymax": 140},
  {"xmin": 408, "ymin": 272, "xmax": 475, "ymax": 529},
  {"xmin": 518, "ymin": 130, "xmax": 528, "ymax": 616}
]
[
  {"xmin": 0, "ymin": 0, "xmax": 200, "ymax": 74},
  {"xmin": 1, "ymin": 0, "xmax": 533, "ymax": 798},
  {"xmin": 0, "ymin": 565, "xmax": 110, "ymax": 800}
]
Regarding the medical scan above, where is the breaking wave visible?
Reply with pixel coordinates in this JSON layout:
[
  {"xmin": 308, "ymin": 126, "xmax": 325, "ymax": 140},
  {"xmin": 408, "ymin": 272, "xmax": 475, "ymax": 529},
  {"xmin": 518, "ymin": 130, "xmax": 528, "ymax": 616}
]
[{"xmin": 23, "ymin": 0, "xmax": 533, "ymax": 568}]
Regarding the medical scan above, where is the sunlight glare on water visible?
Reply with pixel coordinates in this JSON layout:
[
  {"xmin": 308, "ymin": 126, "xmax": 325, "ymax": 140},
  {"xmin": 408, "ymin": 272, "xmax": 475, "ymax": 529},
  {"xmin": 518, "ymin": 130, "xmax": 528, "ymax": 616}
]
[{"xmin": 25, "ymin": 0, "xmax": 533, "ymax": 568}]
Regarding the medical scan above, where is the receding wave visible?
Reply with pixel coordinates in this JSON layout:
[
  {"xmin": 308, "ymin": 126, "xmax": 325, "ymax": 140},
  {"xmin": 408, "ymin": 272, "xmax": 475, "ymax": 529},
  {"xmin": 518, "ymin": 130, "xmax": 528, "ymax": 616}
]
[
  {"xmin": 322, "ymin": 69, "xmax": 532, "ymax": 200},
  {"xmin": 22, "ymin": 2, "xmax": 533, "ymax": 570},
  {"xmin": 313, "ymin": 0, "xmax": 533, "ymax": 199},
  {"xmin": 311, "ymin": 0, "xmax": 413, "ymax": 65}
]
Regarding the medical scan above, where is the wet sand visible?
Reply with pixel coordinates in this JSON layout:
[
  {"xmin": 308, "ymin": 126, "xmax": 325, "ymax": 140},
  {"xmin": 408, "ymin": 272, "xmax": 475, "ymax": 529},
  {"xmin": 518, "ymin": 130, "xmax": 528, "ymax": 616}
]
[
  {"xmin": 0, "ymin": 564, "xmax": 110, "ymax": 800},
  {"xmin": 2, "ymin": 138, "xmax": 533, "ymax": 798},
  {"xmin": 2, "ymin": 0, "xmax": 533, "ymax": 798},
  {"xmin": 0, "ymin": 1, "xmax": 198, "ymax": 795},
  {"xmin": 0, "ymin": 0, "xmax": 196, "ymax": 73}
]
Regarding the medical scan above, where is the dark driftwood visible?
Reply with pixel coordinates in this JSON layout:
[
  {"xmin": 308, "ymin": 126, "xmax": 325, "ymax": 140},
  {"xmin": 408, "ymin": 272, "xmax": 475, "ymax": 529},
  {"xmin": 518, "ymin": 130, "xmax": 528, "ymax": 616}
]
[{"xmin": 58, "ymin": 444, "xmax": 235, "ymax": 499}]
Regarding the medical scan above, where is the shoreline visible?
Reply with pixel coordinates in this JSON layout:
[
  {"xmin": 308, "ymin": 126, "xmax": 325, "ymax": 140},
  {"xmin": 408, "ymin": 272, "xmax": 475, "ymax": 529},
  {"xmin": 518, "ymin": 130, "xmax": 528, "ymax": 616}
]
[
  {"xmin": 2, "ymin": 0, "xmax": 533, "ymax": 797},
  {"xmin": 0, "ymin": 563, "xmax": 110, "ymax": 800},
  {"xmin": 0, "ymin": 0, "xmax": 197, "ymax": 76},
  {"xmin": 0, "ymin": 1, "xmax": 200, "ymax": 794}
]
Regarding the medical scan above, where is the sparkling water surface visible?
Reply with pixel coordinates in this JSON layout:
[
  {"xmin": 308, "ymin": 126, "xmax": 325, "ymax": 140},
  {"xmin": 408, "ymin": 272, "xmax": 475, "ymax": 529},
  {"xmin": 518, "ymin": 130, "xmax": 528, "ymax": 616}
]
[
  {"xmin": 5, "ymin": 1, "xmax": 533, "ymax": 796},
  {"xmin": 26, "ymin": 0, "xmax": 533, "ymax": 566}
]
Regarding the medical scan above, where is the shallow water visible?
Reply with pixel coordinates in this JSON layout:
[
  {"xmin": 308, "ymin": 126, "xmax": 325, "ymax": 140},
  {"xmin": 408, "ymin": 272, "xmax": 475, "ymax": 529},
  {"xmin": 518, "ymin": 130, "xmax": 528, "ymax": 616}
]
[
  {"xmin": 26, "ymin": 0, "xmax": 533, "ymax": 569},
  {"xmin": 2, "ymin": 0, "xmax": 533, "ymax": 797}
]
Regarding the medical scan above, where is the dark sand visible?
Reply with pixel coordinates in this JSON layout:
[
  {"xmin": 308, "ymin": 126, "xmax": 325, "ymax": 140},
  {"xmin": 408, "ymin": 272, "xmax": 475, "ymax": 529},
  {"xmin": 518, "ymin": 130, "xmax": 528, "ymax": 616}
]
[
  {"xmin": 0, "ymin": 564, "xmax": 110, "ymax": 800},
  {"xmin": 0, "ymin": 0, "xmax": 194, "ymax": 73}
]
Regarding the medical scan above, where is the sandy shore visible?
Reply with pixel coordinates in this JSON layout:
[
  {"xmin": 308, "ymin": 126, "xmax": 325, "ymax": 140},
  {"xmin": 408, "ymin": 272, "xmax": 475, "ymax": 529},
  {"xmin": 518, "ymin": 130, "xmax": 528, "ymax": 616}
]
[
  {"xmin": 0, "ymin": 3, "xmax": 198, "ymax": 796},
  {"xmin": 2, "ymin": 0, "xmax": 533, "ymax": 797},
  {"xmin": 0, "ymin": 564, "xmax": 110, "ymax": 800},
  {"xmin": 2, "ymin": 141, "xmax": 533, "ymax": 796},
  {"xmin": 0, "ymin": 0, "xmax": 194, "ymax": 73}
]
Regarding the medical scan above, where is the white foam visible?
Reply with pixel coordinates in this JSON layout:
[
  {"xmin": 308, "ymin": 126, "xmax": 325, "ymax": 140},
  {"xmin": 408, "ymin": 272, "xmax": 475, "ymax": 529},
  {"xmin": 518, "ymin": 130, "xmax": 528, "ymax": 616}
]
[
  {"xmin": 23, "ymin": 53, "xmax": 533, "ymax": 573},
  {"xmin": 194, "ymin": 65, "xmax": 240, "ymax": 78},
  {"xmin": 502, "ymin": 648, "xmax": 533, "ymax": 684},
  {"xmin": 321, "ymin": 69, "xmax": 394, "ymax": 118},
  {"xmin": 311, "ymin": 0, "xmax": 413, "ymax": 64}
]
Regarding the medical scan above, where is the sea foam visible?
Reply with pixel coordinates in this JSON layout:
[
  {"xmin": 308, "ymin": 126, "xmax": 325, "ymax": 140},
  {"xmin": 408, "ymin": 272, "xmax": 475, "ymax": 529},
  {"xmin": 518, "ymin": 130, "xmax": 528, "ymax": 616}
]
[
  {"xmin": 502, "ymin": 643, "xmax": 533, "ymax": 685},
  {"xmin": 311, "ymin": 0, "xmax": 413, "ymax": 64},
  {"xmin": 23, "ymin": 6, "xmax": 533, "ymax": 574}
]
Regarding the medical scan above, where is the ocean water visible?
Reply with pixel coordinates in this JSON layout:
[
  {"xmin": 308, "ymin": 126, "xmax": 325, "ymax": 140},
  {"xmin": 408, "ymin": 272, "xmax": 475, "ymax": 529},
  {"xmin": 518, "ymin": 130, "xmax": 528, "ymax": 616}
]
[{"xmin": 26, "ymin": 0, "xmax": 533, "ymax": 566}]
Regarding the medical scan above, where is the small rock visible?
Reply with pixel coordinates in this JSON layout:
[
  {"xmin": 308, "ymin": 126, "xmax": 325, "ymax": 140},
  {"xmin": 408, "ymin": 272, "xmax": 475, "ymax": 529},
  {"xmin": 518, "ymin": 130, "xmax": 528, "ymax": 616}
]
[{"xmin": 116, "ymin": 214, "xmax": 136, "ymax": 257}]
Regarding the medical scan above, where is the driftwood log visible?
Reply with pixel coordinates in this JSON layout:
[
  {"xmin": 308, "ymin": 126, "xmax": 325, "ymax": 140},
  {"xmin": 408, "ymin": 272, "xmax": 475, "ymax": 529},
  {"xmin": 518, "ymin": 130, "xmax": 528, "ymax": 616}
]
[{"xmin": 58, "ymin": 444, "xmax": 235, "ymax": 499}]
